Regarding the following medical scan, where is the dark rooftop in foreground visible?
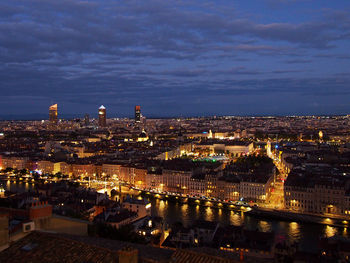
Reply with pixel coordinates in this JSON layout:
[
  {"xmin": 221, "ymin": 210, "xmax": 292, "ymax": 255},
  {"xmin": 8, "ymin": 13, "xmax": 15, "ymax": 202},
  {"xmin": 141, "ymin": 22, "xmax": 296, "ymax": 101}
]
[
  {"xmin": 0, "ymin": 231, "xmax": 173, "ymax": 263},
  {"xmin": 0, "ymin": 230, "xmax": 255, "ymax": 263}
]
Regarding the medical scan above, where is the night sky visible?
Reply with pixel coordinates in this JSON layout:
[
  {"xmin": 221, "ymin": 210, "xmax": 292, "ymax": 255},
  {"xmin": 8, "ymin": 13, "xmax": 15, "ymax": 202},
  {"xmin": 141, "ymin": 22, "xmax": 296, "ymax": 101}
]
[{"xmin": 0, "ymin": 0, "xmax": 350, "ymax": 118}]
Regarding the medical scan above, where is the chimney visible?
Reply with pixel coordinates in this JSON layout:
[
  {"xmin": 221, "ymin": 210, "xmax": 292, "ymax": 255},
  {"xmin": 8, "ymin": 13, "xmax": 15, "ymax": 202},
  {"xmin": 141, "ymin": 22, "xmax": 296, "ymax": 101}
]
[{"xmin": 118, "ymin": 246, "xmax": 138, "ymax": 263}]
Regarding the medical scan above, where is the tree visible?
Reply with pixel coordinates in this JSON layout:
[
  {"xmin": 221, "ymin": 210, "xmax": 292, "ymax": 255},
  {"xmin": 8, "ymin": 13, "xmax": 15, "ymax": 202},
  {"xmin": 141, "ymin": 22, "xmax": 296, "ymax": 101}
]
[
  {"xmin": 55, "ymin": 172, "xmax": 63, "ymax": 179},
  {"xmin": 110, "ymin": 189, "xmax": 117, "ymax": 198},
  {"xmin": 3, "ymin": 167, "xmax": 13, "ymax": 173}
]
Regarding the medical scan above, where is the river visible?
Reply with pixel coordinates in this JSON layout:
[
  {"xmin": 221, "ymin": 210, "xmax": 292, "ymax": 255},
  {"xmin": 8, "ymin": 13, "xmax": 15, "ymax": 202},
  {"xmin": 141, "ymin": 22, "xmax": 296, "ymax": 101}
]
[
  {"xmin": 2, "ymin": 180, "xmax": 349, "ymax": 252},
  {"xmin": 150, "ymin": 198, "xmax": 349, "ymax": 252}
]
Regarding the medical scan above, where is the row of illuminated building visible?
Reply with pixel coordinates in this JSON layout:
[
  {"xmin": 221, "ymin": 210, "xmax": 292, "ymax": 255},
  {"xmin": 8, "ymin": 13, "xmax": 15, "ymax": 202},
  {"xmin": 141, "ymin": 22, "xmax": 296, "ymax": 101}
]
[
  {"xmin": 284, "ymin": 165, "xmax": 350, "ymax": 217},
  {"xmin": 0, "ymin": 155, "xmax": 275, "ymax": 203}
]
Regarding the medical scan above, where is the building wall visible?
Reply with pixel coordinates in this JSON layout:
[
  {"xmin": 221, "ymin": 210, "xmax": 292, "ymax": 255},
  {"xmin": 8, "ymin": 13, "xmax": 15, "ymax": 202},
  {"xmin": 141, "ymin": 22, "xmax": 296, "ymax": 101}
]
[
  {"xmin": 119, "ymin": 166, "xmax": 133, "ymax": 183},
  {"xmin": 240, "ymin": 182, "xmax": 267, "ymax": 202},
  {"xmin": 189, "ymin": 178, "xmax": 206, "ymax": 196},
  {"xmin": 2, "ymin": 157, "xmax": 29, "ymax": 170},
  {"xmin": 195, "ymin": 142, "xmax": 253, "ymax": 157},
  {"xmin": 134, "ymin": 168, "xmax": 147, "ymax": 188},
  {"xmin": 122, "ymin": 202, "xmax": 151, "ymax": 219},
  {"xmin": 102, "ymin": 164, "xmax": 121, "ymax": 177},
  {"xmin": 285, "ymin": 184, "xmax": 350, "ymax": 216},
  {"xmin": 108, "ymin": 216, "xmax": 138, "ymax": 229},
  {"xmin": 71, "ymin": 164, "xmax": 96, "ymax": 178},
  {"xmin": 37, "ymin": 160, "xmax": 54, "ymax": 174},
  {"xmin": 0, "ymin": 214, "xmax": 9, "ymax": 249},
  {"xmin": 29, "ymin": 202, "xmax": 52, "ymax": 220},
  {"xmin": 59, "ymin": 162, "xmax": 72, "ymax": 176},
  {"xmin": 164, "ymin": 170, "xmax": 192, "ymax": 193},
  {"xmin": 205, "ymin": 173, "xmax": 218, "ymax": 198},
  {"xmin": 47, "ymin": 215, "xmax": 89, "ymax": 236},
  {"xmin": 216, "ymin": 180, "xmax": 240, "ymax": 201},
  {"xmin": 145, "ymin": 173, "xmax": 164, "ymax": 191}
]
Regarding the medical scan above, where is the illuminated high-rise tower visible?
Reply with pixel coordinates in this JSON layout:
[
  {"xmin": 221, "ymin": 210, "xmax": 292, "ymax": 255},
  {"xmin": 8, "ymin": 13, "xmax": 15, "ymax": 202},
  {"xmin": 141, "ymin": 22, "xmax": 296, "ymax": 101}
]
[
  {"xmin": 135, "ymin": 105, "xmax": 141, "ymax": 123},
  {"xmin": 98, "ymin": 105, "xmax": 106, "ymax": 127},
  {"xmin": 84, "ymin": 114, "xmax": 90, "ymax": 126},
  {"xmin": 49, "ymin": 104, "xmax": 58, "ymax": 124}
]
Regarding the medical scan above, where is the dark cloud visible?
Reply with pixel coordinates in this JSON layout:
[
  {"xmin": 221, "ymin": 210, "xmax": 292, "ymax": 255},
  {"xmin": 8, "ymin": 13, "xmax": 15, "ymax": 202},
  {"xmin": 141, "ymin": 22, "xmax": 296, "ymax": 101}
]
[
  {"xmin": 271, "ymin": 69, "xmax": 306, "ymax": 73},
  {"xmin": 314, "ymin": 54, "xmax": 350, "ymax": 59},
  {"xmin": 0, "ymin": 0, "xmax": 349, "ymax": 116},
  {"xmin": 284, "ymin": 59, "xmax": 312, "ymax": 64}
]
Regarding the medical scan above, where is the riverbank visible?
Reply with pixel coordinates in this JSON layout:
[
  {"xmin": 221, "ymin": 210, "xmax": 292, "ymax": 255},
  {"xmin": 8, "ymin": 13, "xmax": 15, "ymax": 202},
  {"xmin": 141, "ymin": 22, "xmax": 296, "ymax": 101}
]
[
  {"xmin": 135, "ymin": 187, "xmax": 350, "ymax": 228},
  {"xmin": 2, "ymin": 176, "xmax": 349, "ymax": 229},
  {"xmin": 247, "ymin": 207, "xmax": 349, "ymax": 228},
  {"xmin": 2, "ymin": 178, "xmax": 349, "ymax": 253}
]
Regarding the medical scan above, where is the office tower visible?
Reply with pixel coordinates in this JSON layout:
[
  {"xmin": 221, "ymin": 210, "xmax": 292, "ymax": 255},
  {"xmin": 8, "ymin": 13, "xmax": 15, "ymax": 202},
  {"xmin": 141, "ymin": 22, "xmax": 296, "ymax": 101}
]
[
  {"xmin": 84, "ymin": 114, "xmax": 90, "ymax": 126},
  {"xmin": 135, "ymin": 105, "xmax": 141, "ymax": 123},
  {"xmin": 98, "ymin": 105, "xmax": 106, "ymax": 127},
  {"xmin": 49, "ymin": 104, "xmax": 58, "ymax": 124}
]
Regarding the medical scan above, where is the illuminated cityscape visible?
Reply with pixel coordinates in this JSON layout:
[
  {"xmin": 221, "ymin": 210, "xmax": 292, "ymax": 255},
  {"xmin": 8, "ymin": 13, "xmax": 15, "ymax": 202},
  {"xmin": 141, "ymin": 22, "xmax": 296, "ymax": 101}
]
[
  {"xmin": 1, "ymin": 0, "xmax": 350, "ymax": 262},
  {"xmin": 0, "ymin": 112, "xmax": 350, "ymax": 261}
]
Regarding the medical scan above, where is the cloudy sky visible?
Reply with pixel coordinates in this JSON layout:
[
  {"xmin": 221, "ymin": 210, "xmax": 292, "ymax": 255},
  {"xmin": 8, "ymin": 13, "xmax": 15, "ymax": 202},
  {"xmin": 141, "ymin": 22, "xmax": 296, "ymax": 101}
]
[{"xmin": 0, "ymin": 0, "xmax": 350, "ymax": 118}]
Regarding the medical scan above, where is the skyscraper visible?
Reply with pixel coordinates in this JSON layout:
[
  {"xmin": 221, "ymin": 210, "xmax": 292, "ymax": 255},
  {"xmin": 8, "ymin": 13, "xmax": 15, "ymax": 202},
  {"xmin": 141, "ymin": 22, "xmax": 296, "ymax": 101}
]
[
  {"xmin": 135, "ymin": 105, "xmax": 141, "ymax": 123},
  {"xmin": 98, "ymin": 105, "xmax": 106, "ymax": 127},
  {"xmin": 84, "ymin": 114, "xmax": 90, "ymax": 126},
  {"xmin": 49, "ymin": 104, "xmax": 58, "ymax": 124}
]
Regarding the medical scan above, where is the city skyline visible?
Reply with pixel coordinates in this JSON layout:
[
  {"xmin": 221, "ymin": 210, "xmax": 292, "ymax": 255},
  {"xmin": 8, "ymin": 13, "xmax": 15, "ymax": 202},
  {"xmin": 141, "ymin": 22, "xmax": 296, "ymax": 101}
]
[
  {"xmin": 1, "ymin": 106, "xmax": 350, "ymax": 121},
  {"xmin": 0, "ymin": 0, "xmax": 349, "ymax": 117},
  {"xmin": 1, "ymin": 1, "xmax": 350, "ymax": 261}
]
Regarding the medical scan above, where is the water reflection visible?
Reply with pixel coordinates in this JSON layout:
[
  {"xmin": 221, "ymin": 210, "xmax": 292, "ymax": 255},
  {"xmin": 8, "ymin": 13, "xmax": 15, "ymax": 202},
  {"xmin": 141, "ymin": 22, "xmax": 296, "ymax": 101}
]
[
  {"xmin": 288, "ymin": 222, "xmax": 301, "ymax": 240},
  {"xmin": 181, "ymin": 204, "xmax": 189, "ymax": 221},
  {"xmin": 229, "ymin": 211, "xmax": 242, "ymax": 226},
  {"xmin": 324, "ymin": 225, "xmax": 337, "ymax": 238},
  {"xmin": 2, "ymin": 180, "xmax": 34, "ymax": 193},
  {"xmin": 181, "ymin": 204, "xmax": 188, "ymax": 213},
  {"xmin": 157, "ymin": 200, "xmax": 166, "ymax": 218},
  {"xmin": 259, "ymin": 220, "xmax": 272, "ymax": 232},
  {"xmin": 204, "ymin": 207, "xmax": 214, "ymax": 221}
]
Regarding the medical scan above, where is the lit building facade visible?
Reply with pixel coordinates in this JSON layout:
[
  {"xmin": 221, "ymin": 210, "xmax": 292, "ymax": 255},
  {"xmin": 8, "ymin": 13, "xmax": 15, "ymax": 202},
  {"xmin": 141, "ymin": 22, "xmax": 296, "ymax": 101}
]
[
  {"xmin": 195, "ymin": 141, "xmax": 254, "ymax": 158},
  {"xmin": 1, "ymin": 156, "xmax": 29, "ymax": 170},
  {"xmin": 284, "ymin": 167, "xmax": 350, "ymax": 216},
  {"xmin": 135, "ymin": 105, "xmax": 141, "ymax": 123},
  {"xmin": 49, "ymin": 104, "xmax": 58, "ymax": 125},
  {"xmin": 37, "ymin": 160, "xmax": 54, "ymax": 174},
  {"xmin": 98, "ymin": 105, "xmax": 106, "ymax": 127},
  {"xmin": 71, "ymin": 163, "xmax": 96, "ymax": 178},
  {"xmin": 102, "ymin": 163, "xmax": 121, "ymax": 178},
  {"xmin": 164, "ymin": 169, "xmax": 192, "ymax": 194}
]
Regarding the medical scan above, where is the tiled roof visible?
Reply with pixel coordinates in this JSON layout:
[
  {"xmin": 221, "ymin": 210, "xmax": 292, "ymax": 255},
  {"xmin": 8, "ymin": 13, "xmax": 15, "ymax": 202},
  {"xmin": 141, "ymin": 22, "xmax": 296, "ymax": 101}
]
[
  {"xmin": 0, "ymin": 231, "xmax": 173, "ymax": 263},
  {"xmin": 0, "ymin": 231, "xmax": 118, "ymax": 263},
  {"xmin": 171, "ymin": 249, "xmax": 240, "ymax": 263}
]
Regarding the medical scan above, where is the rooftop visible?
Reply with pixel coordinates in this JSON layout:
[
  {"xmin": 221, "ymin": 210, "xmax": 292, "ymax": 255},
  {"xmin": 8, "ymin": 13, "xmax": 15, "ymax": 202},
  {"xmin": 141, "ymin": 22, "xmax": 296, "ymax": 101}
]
[{"xmin": 0, "ymin": 231, "xmax": 173, "ymax": 262}]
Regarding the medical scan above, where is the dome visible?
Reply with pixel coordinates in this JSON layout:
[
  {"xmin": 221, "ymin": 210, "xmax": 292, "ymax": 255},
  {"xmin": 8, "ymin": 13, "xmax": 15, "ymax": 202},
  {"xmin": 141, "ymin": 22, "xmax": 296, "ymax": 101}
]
[{"xmin": 139, "ymin": 130, "xmax": 147, "ymax": 138}]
